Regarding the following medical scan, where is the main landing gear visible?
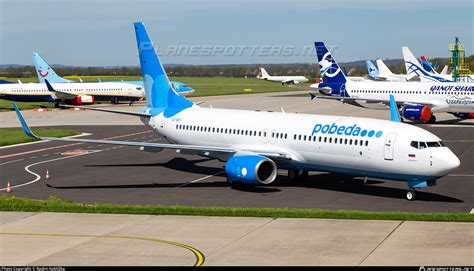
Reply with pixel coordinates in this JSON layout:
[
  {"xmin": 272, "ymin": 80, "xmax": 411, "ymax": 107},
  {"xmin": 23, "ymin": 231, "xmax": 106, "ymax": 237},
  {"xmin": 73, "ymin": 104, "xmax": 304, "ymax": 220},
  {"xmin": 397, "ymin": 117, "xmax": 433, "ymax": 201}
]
[
  {"xmin": 406, "ymin": 189, "xmax": 417, "ymax": 201},
  {"xmin": 288, "ymin": 169, "xmax": 308, "ymax": 181}
]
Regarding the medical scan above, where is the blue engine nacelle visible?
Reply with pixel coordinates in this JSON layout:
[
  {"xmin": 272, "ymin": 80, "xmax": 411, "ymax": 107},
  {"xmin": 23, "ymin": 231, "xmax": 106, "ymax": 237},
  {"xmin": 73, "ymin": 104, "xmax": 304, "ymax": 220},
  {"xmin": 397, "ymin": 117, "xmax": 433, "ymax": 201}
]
[
  {"xmin": 401, "ymin": 105, "xmax": 432, "ymax": 122},
  {"xmin": 225, "ymin": 155, "xmax": 277, "ymax": 185}
]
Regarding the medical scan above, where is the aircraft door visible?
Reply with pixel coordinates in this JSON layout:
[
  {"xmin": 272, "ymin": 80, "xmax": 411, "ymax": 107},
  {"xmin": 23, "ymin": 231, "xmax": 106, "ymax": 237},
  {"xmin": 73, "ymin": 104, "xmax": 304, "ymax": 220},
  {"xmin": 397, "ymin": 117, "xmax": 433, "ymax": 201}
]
[{"xmin": 384, "ymin": 133, "xmax": 397, "ymax": 160}]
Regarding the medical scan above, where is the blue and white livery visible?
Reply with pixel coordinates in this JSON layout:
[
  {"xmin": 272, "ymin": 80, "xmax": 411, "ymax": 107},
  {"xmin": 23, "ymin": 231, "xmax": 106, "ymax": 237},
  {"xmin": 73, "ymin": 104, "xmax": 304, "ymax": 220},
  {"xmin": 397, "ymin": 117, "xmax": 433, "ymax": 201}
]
[
  {"xmin": 13, "ymin": 23, "xmax": 461, "ymax": 201},
  {"xmin": 32, "ymin": 52, "xmax": 194, "ymax": 96},
  {"xmin": 312, "ymin": 42, "xmax": 474, "ymax": 123}
]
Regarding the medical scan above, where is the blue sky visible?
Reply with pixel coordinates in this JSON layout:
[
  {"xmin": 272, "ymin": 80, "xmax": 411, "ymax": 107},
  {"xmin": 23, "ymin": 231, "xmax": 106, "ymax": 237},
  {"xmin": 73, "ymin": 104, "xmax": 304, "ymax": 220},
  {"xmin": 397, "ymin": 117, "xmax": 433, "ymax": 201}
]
[{"xmin": 1, "ymin": 0, "xmax": 472, "ymax": 66}]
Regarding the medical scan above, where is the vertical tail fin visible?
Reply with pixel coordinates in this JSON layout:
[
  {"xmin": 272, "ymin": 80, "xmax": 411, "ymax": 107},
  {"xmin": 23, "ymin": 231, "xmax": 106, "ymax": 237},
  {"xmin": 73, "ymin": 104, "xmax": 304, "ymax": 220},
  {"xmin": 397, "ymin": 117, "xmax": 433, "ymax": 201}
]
[
  {"xmin": 366, "ymin": 60, "xmax": 380, "ymax": 77},
  {"xmin": 314, "ymin": 42, "xmax": 346, "ymax": 85},
  {"xmin": 402, "ymin": 47, "xmax": 452, "ymax": 82},
  {"xmin": 420, "ymin": 56, "xmax": 439, "ymax": 74},
  {"xmin": 440, "ymin": 65, "xmax": 449, "ymax": 75},
  {"xmin": 402, "ymin": 47, "xmax": 426, "ymax": 76},
  {"xmin": 259, "ymin": 67, "xmax": 270, "ymax": 79},
  {"xmin": 133, "ymin": 22, "xmax": 192, "ymax": 116},
  {"xmin": 32, "ymin": 53, "xmax": 74, "ymax": 83},
  {"xmin": 375, "ymin": 59, "xmax": 394, "ymax": 76}
]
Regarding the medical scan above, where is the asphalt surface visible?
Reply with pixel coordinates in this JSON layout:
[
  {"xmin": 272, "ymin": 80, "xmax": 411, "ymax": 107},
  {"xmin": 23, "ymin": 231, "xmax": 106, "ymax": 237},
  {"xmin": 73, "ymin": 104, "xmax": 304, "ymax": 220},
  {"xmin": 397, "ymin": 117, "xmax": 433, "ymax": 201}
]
[{"xmin": 1, "ymin": 123, "xmax": 473, "ymax": 213}]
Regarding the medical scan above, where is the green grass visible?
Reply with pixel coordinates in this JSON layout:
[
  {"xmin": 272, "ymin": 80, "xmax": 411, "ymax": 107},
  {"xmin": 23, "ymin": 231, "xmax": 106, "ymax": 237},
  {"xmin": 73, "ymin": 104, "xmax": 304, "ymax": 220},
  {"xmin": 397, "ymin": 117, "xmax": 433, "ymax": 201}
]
[
  {"xmin": 0, "ymin": 128, "xmax": 80, "ymax": 146},
  {"xmin": 0, "ymin": 196, "xmax": 471, "ymax": 222}
]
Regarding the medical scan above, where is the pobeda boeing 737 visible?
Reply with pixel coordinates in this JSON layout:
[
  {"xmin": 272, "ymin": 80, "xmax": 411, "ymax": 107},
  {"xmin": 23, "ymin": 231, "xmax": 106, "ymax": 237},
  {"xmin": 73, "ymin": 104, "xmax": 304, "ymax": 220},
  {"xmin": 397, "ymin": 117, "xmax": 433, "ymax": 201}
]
[{"xmin": 13, "ymin": 22, "xmax": 460, "ymax": 201}]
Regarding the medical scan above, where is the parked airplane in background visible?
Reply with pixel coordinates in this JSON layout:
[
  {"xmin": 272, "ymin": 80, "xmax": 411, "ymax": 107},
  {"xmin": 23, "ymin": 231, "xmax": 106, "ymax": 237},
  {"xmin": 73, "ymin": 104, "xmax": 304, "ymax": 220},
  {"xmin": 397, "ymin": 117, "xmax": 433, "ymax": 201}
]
[
  {"xmin": 402, "ymin": 47, "xmax": 453, "ymax": 83},
  {"xmin": 257, "ymin": 67, "xmax": 308, "ymax": 85},
  {"xmin": 310, "ymin": 42, "xmax": 474, "ymax": 123},
  {"xmin": 0, "ymin": 80, "xmax": 143, "ymax": 106},
  {"xmin": 32, "ymin": 52, "xmax": 195, "ymax": 96},
  {"xmin": 13, "ymin": 22, "xmax": 461, "ymax": 200},
  {"xmin": 366, "ymin": 60, "xmax": 413, "ymax": 82}
]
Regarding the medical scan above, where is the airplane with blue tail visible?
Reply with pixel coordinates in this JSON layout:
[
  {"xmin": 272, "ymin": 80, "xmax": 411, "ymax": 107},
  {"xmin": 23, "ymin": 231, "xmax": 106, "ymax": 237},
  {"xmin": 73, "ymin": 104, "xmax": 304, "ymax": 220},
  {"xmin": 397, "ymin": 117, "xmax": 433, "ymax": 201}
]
[
  {"xmin": 311, "ymin": 42, "xmax": 474, "ymax": 123},
  {"xmin": 12, "ymin": 22, "xmax": 462, "ymax": 201},
  {"xmin": 32, "ymin": 52, "xmax": 194, "ymax": 96}
]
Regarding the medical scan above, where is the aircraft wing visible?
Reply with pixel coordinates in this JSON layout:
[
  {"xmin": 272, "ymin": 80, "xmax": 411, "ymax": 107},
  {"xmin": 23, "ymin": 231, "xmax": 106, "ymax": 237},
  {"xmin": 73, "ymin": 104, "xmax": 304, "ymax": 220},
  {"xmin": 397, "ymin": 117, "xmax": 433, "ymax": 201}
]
[
  {"xmin": 13, "ymin": 103, "xmax": 293, "ymax": 162},
  {"xmin": 44, "ymin": 79, "xmax": 78, "ymax": 100},
  {"xmin": 309, "ymin": 93, "xmax": 434, "ymax": 107},
  {"xmin": 60, "ymin": 104, "xmax": 151, "ymax": 117}
]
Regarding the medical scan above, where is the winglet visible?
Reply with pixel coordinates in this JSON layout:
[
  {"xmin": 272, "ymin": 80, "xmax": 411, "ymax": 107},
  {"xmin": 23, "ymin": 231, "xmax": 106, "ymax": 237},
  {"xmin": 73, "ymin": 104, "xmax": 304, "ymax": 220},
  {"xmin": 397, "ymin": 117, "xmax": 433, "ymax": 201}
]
[
  {"xmin": 309, "ymin": 92, "xmax": 317, "ymax": 100},
  {"xmin": 389, "ymin": 95, "xmax": 401, "ymax": 122},
  {"xmin": 12, "ymin": 103, "xmax": 39, "ymax": 138},
  {"xmin": 44, "ymin": 79, "xmax": 55, "ymax": 92}
]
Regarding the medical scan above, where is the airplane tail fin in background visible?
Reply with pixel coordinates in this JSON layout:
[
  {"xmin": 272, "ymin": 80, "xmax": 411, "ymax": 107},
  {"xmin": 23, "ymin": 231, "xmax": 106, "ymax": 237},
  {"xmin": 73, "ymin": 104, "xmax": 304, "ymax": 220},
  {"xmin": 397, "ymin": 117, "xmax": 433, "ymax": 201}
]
[
  {"xmin": 133, "ymin": 22, "xmax": 192, "ymax": 116},
  {"xmin": 32, "ymin": 53, "xmax": 74, "ymax": 83},
  {"xmin": 402, "ymin": 47, "xmax": 426, "ymax": 76},
  {"xmin": 259, "ymin": 67, "xmax": 270, "ymax": 79},
  {"xmin": 314, "ymin": 42, "xmax": 347, "ymax": 85},
  {"xmin": 440, "ymin": 65, "xmax": 449, "ymax": 75},
  {"xmin": 366, "ymin": 60, "xmax": 380, "ymax": 77},
  {"xmin": 375, "ymin": 59, "xmax": 394, "ymax": 76},
  {"xmin": 420, "ymin": 56, "xmax": 439, "ymax": 74}
]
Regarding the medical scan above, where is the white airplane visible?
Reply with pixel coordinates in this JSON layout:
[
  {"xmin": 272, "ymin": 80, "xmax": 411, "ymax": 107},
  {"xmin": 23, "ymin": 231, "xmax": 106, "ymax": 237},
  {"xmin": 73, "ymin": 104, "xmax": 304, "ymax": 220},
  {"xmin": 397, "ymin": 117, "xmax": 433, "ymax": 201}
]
[
  {"xmin": 257, "ymin": 67, "xmax": 308, "ymax": 85},
  {"xmin": 402, "ymin": 47, "xmax": 454, "ymax": 83},
  {"xmin": 32, "ymin": 52, "xmax": 195, "ymax": 96},
  {"xmin": 368, "ymin": 59, "xmax": 415, "ymax": 82},
  {"xmin": 0, "ymin": 80, "xmax": 144, "ymax": 106},
  {"xmin": 311, "ymin": 42, "xmax": 474, "ymax": 123},
  {"xmin": 13, "ymin": 22, "xmax": 461, "ymax": 201}
]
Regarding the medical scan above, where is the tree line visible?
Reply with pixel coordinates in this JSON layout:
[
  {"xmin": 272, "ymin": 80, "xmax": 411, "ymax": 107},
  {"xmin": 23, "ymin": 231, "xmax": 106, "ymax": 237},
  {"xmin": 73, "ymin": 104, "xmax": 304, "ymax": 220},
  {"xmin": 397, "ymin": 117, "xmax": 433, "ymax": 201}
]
[{"xmin": 1, "ymin": 56, "xmax": 472, "ymax": 80}]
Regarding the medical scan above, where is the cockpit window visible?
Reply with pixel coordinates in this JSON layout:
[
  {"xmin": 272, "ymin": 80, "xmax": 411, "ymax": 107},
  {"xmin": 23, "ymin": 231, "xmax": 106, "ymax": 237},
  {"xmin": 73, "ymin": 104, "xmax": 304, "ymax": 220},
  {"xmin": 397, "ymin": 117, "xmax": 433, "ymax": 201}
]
[
  {"xmin": 427, "ymin": 141, "xmax": 441, "ymax": 148},
  {"xmin": 411, "ymin": 141, "xmax": 441, "ymax": 149},
  {"xmin": 182, "ymin": 84, "xmax": 188, "ymax": 88},
  {"xmin": 136, "ymin": 87, "xmax": 143, "ymax": 90},
  {"xmin": 439, "ymin": 141, "xmax": 446, "ymax": 147}
]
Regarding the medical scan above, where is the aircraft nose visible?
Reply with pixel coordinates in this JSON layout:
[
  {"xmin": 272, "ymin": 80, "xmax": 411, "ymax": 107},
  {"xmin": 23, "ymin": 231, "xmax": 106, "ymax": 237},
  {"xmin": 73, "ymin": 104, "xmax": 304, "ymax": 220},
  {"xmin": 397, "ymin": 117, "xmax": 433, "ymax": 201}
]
[{"xmin": 438, "ymin": 150, "xmax": 460, "ymax": 175}]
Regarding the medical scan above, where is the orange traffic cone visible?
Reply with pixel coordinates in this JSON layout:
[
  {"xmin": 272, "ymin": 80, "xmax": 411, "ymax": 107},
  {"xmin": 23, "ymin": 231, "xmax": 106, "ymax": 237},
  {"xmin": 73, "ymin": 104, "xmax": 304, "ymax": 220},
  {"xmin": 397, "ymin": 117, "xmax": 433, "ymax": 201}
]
[
  {"xmin": 6, "ymin": 182, "xmax": 11, "ymax": 193},
  {"xmin": 45, "ymin": 169, "xmax": 50, "ymax": 180}
]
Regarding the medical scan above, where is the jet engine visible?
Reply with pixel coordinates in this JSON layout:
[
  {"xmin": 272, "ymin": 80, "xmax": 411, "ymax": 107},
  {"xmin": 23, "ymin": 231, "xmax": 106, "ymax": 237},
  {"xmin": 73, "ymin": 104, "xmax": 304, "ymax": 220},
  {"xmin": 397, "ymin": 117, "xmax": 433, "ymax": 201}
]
[{"xmin": 225, "ymin": 155, "xmax": 277, "ymax": 185}]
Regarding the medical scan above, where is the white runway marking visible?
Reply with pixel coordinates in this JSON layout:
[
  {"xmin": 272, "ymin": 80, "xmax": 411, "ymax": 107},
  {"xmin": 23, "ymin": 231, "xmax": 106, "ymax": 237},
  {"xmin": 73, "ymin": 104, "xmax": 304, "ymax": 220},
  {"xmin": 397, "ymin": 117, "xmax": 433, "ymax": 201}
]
[
  {"xmin": 0, "ymin": 159, "xmax": 24, "ymax": 166},
  {"xmin": 0, "ymin": 150, "xmax": 101, "ymax": 192},
  {"xmin": 470, "ymin": 209, "xmax": 474, "ymax": 214},
  {"xmin": 175, "ymin": 171, "xmax": 225, "ymax": 188}
]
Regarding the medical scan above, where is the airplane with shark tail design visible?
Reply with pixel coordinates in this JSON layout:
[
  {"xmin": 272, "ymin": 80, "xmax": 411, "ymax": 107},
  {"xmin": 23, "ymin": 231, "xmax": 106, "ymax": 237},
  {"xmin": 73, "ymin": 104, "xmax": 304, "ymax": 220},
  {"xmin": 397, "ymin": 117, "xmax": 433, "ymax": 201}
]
[
  {"xmin": 311, "ymin": 42, "xmax": 474, "ymax": 123},
  {"xmin": 13, "ymin": 22, "xmax": 461, "ymax": 200}
]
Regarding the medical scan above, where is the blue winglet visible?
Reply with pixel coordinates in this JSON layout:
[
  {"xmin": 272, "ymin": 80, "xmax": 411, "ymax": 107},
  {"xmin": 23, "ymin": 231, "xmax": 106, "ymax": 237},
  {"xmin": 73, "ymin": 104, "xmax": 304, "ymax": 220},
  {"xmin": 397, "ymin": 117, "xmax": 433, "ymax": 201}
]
[
  {"xmin": 389, "ymin": 95, "xmax": 401, "ymax": 122},
  {"xmin": 44, "ymin": 79, "xmax": 55, "ymax": 92},
  {"xmin": 12, "ymin": 103, "xmax": 37, "ymax": 138}
]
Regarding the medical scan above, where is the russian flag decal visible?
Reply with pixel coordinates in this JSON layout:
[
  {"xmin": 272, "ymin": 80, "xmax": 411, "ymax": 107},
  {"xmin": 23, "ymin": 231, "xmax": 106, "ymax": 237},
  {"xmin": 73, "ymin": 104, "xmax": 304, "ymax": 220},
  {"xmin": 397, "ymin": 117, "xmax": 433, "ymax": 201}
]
[{"xmin": 408, "ymin": 154, "xmax": 416, "ymax": 158}]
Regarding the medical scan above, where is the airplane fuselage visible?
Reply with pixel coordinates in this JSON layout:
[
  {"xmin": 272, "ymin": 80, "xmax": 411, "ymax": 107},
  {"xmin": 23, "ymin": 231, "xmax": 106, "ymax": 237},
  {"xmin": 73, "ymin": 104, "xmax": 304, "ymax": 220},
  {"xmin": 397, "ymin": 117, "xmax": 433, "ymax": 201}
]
[
  {"xmin": 326, "ymin": 81, "xmax": 474, "ymax": 113},
  {"xmin": 141, "ymin": 106, "xmax": 458, "ymax": 183},
  {"xmin": 0, "ymin": 82, "xmax": 144, "ymax": 103}
]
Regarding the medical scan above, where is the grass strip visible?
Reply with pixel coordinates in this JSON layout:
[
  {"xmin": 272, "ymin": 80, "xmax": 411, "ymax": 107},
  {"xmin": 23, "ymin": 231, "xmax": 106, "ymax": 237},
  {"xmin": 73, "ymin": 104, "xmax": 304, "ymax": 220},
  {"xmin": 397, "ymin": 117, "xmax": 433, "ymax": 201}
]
[
  {"xmin": 0, "ymin": 128, "xmax": 80, "ymax": 146},
  {"xmin": 0, "ymin": 196, "xmax": 471, "ymax": 222}
]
